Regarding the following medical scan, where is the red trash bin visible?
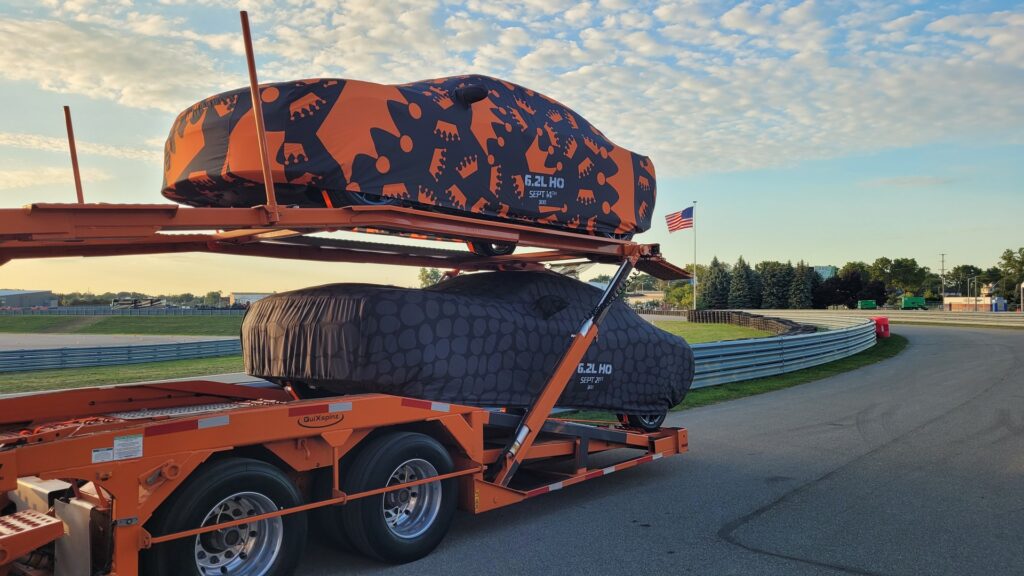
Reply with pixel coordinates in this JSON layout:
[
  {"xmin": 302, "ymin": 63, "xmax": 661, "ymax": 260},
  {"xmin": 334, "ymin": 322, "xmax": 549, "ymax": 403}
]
[{"xmin": 872, "ymin": 316, "xmax": 890, "ymax": 338}]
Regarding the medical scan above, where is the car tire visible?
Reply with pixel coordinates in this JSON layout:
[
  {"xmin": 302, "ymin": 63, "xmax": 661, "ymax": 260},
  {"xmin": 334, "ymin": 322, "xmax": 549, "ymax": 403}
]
[
  {"xmin": 619, "ymin": 412, "xmax": 667, "ymax": 432},
  {"xmin": 468, "ymin": 241, "xmax": 517, "ymax": 256}
]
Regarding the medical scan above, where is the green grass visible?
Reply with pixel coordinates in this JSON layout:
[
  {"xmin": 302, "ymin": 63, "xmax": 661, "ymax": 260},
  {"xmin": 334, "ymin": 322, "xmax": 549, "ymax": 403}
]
[
  {"xmin": 0, "ymin": 315, "xmax": 243, "ymax": 336},
  {"xmin": 652, "ymin": 320, "xmax": 772, "ymax": 344},
  {"xmin": 0, "ymin": 356, "xmax": 244, "ymax": 394},
  {"xmin": 567, "ymin": 334, "xmax": 909, "ymax": 422}
]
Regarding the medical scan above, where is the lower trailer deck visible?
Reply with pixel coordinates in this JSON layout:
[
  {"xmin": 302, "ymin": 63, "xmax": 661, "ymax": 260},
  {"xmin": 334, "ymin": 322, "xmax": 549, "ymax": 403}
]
[{"xmin": 0, "ymin": 380, "xmax": 686, "ymax": 574}]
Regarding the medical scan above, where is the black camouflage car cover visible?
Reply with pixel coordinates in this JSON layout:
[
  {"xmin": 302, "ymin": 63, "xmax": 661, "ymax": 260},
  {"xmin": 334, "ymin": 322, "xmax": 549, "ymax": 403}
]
[
  {"xmin": 163, "ymin": 75, "xmax": 656, "ymax": 237},
  {"xmin": 242, "ymin": 271, "xmax": 694, "ymax": 413}
]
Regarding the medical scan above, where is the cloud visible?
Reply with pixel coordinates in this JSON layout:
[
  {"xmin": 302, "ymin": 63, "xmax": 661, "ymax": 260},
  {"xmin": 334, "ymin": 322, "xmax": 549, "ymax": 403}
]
[
  {"xmin": 0, "ymin": 132, "xmax": 161, "ymax": 162},
  {"xmin": 862, "ymin": 176, "xmax": 955, "ymax": 188},
  {"xmin": 0, "ymin": 17, "xmax": 234, "ymax": 113},
  {"xmin": 0, "ymin": 166, "xmax": 112, "ymax": 191},
  {"xmin": 5, "ymin": 1, "xmax": 1024, "ymax": 178}
]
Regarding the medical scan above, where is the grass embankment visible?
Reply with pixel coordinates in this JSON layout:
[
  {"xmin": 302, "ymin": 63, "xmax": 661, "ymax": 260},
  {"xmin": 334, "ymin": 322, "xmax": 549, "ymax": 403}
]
[
  {"xmin": 569, "ymin": 333, "xmax": 909, "ymax": 421},
  {"xmin": 653, "ymin": 320, "xmax": 771, "ymax": 344},
  {"xmin": 0, "ymin": 356, "xmax": 245, "ymax": 394},
  {"xmin": 0, "ymin": 315, "xmax": 243, "ymax": 336}
]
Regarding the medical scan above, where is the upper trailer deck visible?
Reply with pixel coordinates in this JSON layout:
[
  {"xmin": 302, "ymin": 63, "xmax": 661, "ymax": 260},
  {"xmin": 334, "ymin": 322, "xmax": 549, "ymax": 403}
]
[{"xmin": 0, "ymin": 202, "xmax": 690, "ymax": 280}]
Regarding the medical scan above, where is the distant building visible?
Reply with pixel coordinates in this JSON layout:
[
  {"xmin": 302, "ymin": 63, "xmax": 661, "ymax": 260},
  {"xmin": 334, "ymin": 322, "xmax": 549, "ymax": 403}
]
[
  {"xmin": 813, "ymin": 265, "xmax": 838, "ymax": 280},
  {"xmin": 0, "ymin": 289, "xmax": 56, "ymax": 308},
  {"xmin": 943, "ymin": 295, "xmax": 1007, "ymax": 312},
  {"xmin": 229, "ymin": 292, "xmax": 273, "ymax": 306},
  {"xmin": 944, "ymin": 283, "xmax": 1007, "ymax": 312}
]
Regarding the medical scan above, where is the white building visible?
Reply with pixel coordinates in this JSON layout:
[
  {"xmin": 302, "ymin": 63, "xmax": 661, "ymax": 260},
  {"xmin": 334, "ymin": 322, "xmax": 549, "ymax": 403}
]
[{"xmin": 229, "ymin": 292, "xmax": 273, "ymax": 306}]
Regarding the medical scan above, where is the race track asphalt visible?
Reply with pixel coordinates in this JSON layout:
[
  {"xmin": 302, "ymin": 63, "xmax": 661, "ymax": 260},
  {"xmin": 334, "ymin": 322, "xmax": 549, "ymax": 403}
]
[{"xmin": 300, "ymin": 325, "xmax": 1023, "ymax": 576}]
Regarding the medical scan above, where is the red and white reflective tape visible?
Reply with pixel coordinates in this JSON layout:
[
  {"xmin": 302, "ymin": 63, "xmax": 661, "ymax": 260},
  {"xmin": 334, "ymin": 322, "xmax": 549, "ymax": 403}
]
[
  {"xmin": 525, "ymin": 452, "xmax": 665, "ymax": 498},
  {"xmin": 145, "ymin": 414, "xmax": 231, "ymax": 437},
  {"xmin": 198, "ymin": 415, "xmax": 230, "ymax": 429},
  {"xmin": 400, "ymin": 398, "xmax": 451, "ymax": 412}
]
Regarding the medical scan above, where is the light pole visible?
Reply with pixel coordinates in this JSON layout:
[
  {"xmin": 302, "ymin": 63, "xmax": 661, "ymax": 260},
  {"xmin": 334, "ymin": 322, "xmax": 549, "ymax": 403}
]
[
  {"xmin": 1020, "ymin": 281, "xmax": 1023, "ymax": 313},
  {"xmin": 967, "ymin": 276, "xmax": 978, "ymax": 312}
]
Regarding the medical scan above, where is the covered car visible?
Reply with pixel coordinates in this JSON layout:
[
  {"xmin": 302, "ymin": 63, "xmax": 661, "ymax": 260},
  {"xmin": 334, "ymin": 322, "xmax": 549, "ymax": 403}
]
[
  {"xmin": 242, "ymin": 271, "xmax": 694, "ymax": 416},
  {"xmin": 162, "ymin": 75, "xmax": 656, "ymax": 239}
]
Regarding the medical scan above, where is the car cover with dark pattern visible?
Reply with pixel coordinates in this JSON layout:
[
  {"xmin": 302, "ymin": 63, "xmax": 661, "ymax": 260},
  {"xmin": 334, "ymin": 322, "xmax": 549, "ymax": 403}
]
[
  {"xmin": 242, "ymin": 271, "xmax": 694, "ymax": 413},
  {"xmin": 162, "ymin": 75, "xmax": 656, "ymax": 237}
]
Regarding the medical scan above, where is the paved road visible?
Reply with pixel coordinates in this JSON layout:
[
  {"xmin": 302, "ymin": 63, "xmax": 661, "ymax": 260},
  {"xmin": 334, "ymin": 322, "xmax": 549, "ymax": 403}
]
[
  {"xmin": 0, "ymin": 333, "xmax": 235, "ymax": 350},
  {"xmin": 300, "ymin": 325, "xmax": 1023, "ymax": 575}
]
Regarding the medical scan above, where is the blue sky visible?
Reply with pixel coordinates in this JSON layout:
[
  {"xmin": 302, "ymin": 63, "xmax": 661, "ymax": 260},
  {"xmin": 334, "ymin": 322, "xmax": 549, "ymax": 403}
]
[{"xmin": 0, "ymin": 0, "xmax": 1021, "ymax": 293}]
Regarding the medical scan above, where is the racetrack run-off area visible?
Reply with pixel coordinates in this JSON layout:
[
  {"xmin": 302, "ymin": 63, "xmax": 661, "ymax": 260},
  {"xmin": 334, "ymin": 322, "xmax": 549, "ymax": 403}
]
[{"xmin": 295, "ymin": 325, "xmax": 1023, "ymax": 576}]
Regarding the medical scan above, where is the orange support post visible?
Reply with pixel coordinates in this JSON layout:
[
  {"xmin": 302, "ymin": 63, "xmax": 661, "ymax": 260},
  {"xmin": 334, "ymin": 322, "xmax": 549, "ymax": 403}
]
[
  {"xmin": 63, "ymin": 105, "xmax": 84, "ymax": 204},
  {"xmin": 491, "ymin": 254, "xmax": 638, "ymax": 486},
  {"xmin": 239, "ymin": 10, "xmax": 280, "ymax": 223}
]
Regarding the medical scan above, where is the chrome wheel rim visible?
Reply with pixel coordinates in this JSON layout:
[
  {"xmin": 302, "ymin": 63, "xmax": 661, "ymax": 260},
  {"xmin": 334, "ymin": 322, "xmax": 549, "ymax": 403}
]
[
  {"xmin": 382, "ymin": 458, "xmax": 442, "ymax": 540},
  {"xmin": 193, "ymin": 492, "xmax": 283, "ymax": 576}
]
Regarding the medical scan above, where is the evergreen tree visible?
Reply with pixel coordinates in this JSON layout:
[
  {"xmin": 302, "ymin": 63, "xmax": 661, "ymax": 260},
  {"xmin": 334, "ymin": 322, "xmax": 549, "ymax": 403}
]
[
  {"xmin": 697, "ymin": 257, "xmax": 730, "ymax": 309},
  {"xmin": 789, "ymin": 260, "xmax": 815, "ymax": 309},
  {"xmin": 757, "ymin": 261, "xmax": 793, "ymax": 309},
  {"xmin": 728, "ymin": 256, "xmax": 758, "ymax": 309}
]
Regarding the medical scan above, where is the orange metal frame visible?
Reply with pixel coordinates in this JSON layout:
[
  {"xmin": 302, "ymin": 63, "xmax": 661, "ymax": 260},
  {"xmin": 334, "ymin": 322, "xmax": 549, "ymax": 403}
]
[
  {"xmin": 0, "ymin": 380, "xmax": 687, "ymax": 575},
  {"xmin": 0, "ymin": 11, "xmax": 690, "ymax": 575}
]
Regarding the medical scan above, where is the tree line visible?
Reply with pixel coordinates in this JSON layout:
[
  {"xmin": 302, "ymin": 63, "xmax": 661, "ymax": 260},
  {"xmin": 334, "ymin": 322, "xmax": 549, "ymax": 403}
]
[
  {"xmin": 57, "ymin": 291, "xmax": 228, "ymax": 307},
  {"xmin": 651, "ymin": 247, "xmax": 1024, "ymax": 310}
]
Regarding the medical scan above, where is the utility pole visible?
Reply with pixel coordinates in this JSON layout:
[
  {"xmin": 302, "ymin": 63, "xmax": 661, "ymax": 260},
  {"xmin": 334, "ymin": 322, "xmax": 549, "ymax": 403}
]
[
  {"xmin": 940, "ymin": 253, "xmax": 946, "ymax": 293},
  {"xmin": 940, "ymin": 253, "xmax": 946, "ymax": 297}
]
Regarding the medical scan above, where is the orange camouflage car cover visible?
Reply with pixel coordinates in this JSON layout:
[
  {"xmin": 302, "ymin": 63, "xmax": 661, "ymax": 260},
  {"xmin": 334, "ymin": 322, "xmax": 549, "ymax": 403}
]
[{"xmin": 162, "ymin": 75, "xmax": 656, "ymax": 237}]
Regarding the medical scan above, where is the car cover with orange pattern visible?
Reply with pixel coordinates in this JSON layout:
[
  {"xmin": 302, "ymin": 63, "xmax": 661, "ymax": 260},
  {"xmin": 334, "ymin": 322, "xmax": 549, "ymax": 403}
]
[{"xmin": 162, "ymin": 75, "xmax": 656, "ymax": 238}]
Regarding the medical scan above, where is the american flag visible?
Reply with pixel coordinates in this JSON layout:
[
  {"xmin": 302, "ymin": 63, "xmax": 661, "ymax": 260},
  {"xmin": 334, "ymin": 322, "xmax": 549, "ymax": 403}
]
[{"xmin": 665, "ymin": 206, "xmax": 694, "ymax": 232}]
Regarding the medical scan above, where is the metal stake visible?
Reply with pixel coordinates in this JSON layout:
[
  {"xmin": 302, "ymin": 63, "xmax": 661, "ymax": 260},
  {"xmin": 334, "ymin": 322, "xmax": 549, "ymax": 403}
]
[
  {"xmin": 239, "ymin": 10, "xmax": 280, "ymax": 222},
  {"xmin": 63, "ymin": 106, "xmax": 85, "ymax": 204}
]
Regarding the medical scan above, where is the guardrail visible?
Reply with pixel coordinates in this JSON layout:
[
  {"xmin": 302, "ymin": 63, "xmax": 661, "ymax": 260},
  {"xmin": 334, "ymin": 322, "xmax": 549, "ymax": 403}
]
[
  {"xmin": 0, "ymin": 340, "xmax": 242, "ymax": 373},
  {"xmin": 644, "ymin": 314, "xmax": 877, "ymax": 389},
  {"xmin": 4, "ymin": 315, "xmax": 878, "ymax": 387}
]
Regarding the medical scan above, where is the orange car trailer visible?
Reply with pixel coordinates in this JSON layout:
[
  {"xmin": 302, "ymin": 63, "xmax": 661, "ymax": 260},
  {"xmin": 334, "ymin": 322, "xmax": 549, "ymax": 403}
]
[
  {"xmin": 0, "ymin": 202, "xmax": 689, "ymax": 576},
  {"xmin": 0, "ymin": 12, "xmax": 690, "ymax": 575}
]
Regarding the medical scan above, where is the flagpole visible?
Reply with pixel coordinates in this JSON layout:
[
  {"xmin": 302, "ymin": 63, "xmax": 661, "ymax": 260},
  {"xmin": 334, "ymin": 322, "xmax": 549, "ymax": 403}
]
[{"xmin": 692, "ymin": 200, "xmax": 697, "ymax": 311}]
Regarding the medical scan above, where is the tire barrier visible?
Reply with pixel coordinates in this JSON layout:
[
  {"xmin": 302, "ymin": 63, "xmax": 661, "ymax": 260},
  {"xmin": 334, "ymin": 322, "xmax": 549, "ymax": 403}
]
[{"xmin": 640, "ymin": 309, "xmax": 816, "ymax": 336}]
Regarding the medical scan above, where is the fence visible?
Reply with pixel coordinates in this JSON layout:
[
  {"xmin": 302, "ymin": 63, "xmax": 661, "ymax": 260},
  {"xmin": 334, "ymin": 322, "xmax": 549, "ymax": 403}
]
[
  {"xmin": 0, "ymin": 340, "xmax": 242, "ymax": 373},
  {"xmin": 742, "ymin": 309, "xmax": 1024, "ymax": 329},
  {"xmin": 0, "ymin": 307, "xmax": 246, "ymax": 316}
]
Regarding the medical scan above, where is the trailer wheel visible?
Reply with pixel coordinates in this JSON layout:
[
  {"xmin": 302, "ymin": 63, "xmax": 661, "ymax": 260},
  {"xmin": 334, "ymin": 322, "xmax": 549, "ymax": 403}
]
[
  {"xmin": 142, "ymin": 458, "xmax": 306, "ymax": 576},
  {"xmin": 339, "ymin": 432, "xmax": 457, "ymax": 563},
  {"xmin": 619, "ymin": 412, "xmax": 667, "ymax": 432}
]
